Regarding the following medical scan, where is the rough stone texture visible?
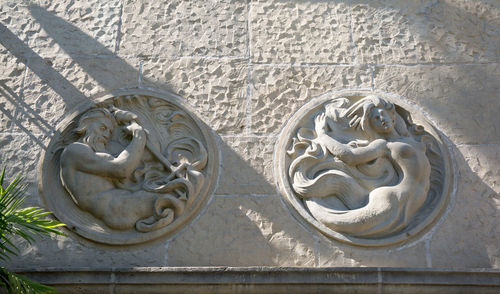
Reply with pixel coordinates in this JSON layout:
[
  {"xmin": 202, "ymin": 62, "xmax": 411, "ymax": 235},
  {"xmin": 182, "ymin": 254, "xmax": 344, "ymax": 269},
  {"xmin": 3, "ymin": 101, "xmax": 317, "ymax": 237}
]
[
  {"xmin": 0, "ymin": 1, "xmax": 36, "ymax": 58},
  {"xmin": 315, "ymin": 234, "xmax": 428, "ymax": 267},
  {"xmin": 14, "ymin": 56, "xmax": 139, "ymax": 139},
  {"xmin": 373, "ymin": 64, "xmax": 500, "ymax": 144},
  {"xmin": 141, "ymin": 57, "xmax": 247, "ymax": 134},
  {"xmin": 168, "ymin": 195, "xmax": 315, "ymax": 266},
  {"xmin": 459, "ymin": 144, "xmax": 500, "ymax": 195},
  {"xmin": 120, "ymin": 0, "xmax": 247, "ymax": 57},
  {"xmin": 250, "ymin": 65, "xmax": 372, "ymax": 134},
  {"xmin": 0, "ymin": 48, "xmax": 25, "ymax": 132},
  {"xmin": 352, "ymin": 0, "xmax": 500, "ymax": 64},
  {"xmin": 250, "ymin": 1, "xmax": 353, "ymax": 64},
  {"xmin": 33, "ymin": 0, "xmax": 121, "ymax": 57},
  {"xmin": 430, "ymin": 144, "xmax": 500, "ymax": 268},
  {"xmin": 0, "ymin": 1, "xmax": 121, "ymax": 58},
  {"xmin": 0, "ymin": 133, "xmax": 46, "ymax": 183},
  {"xmin": 7, "ymin": 233, "xmax": 167, "ymax": 269},
  {"xmin": 217, "ymin": 136, "xmax": 275, "ymax": 195},
  {"xmin": 0, "ymin": 0, "xmax": 498, "ymax": 273}
]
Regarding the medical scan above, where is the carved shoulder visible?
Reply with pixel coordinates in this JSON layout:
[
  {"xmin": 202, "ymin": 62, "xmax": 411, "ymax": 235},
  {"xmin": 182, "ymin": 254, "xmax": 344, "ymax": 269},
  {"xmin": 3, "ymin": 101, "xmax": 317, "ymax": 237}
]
[
  {"xmin": 60, "ymin": 142, "xmax": 117, "ymax": 174},
  {"xmin": 60, "ymin": 143, "xmax": 92, "ymax": 165}
]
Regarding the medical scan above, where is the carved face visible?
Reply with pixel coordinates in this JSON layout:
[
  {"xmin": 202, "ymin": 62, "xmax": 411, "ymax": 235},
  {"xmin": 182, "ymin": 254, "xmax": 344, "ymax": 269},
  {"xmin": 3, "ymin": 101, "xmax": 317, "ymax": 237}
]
[
  {"xmin": 83, "ymin": 118, "xmax": 114, "ymax": 152},
  {"xmin": 369, "ymin": 107, "xmax": 395, "ymax": 134}
]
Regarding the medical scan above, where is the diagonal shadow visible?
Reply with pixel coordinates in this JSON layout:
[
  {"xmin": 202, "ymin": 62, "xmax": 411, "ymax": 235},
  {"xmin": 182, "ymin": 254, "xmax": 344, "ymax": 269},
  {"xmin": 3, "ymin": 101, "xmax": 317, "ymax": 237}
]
[
  {"xmin": 0, "ymin": 81, "xmax": 52, "ymax": 135},
  {"xmin": 2, "ymin": 3, "xmax": 276, "ymax": 260},
  {"xmin": 27, "ymin": 4, "xmax": 173, "ymax": 96},
  {"xmin": 0, "ymin": 98, "xmax": 47, "ymax": 148},
  {"xmin": 0, "ymin": 22, "xmax": 88, "ymax": 110},
  {"xmin": 0, "ymin": 4, "xmax": 168, "ymax": 147}
]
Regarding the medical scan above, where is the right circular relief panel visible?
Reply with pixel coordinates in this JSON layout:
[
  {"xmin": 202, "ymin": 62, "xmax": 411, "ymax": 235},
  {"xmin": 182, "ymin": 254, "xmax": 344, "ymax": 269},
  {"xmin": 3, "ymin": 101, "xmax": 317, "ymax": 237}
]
[{"xmin": 275, "ymin": 90, "xmax": 454, "ymax": 246}]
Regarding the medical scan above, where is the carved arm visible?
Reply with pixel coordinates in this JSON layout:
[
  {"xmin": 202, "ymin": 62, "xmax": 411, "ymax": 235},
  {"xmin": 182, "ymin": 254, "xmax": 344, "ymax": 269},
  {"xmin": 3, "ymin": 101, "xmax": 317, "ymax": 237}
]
[
  {"xmin": 62, "ymin": 122, "xmax": 147, "ymax": 178},
  {"xmin": 314, "ymin": 112, "xmax": 388, "ymax": 166}
]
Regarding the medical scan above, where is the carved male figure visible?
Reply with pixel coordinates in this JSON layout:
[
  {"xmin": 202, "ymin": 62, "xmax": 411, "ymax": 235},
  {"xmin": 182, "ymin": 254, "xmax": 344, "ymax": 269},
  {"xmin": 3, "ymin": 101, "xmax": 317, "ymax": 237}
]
[{"xmin": 60, "ymin": 108, "xmax": 184, "ymax": 232}]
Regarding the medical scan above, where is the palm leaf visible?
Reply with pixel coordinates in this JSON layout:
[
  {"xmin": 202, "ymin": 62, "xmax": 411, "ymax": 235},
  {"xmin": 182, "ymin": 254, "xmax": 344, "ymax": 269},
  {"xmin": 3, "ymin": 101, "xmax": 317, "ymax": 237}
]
[
  {"xmin": 0, "ymin": 267, "xmax": 56, "ymax": 294},
  {"xmin": 0, "ymin": 166, "xmax": 65, "ymax": 292},
  {"xmin": 0, "ymin": 170, "xmax": 65, "ymax": 255}
]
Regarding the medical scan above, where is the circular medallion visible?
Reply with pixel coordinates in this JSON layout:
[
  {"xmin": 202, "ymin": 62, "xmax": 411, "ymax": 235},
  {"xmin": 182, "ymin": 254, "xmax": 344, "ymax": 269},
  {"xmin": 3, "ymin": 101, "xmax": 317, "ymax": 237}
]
[
  {"xmin": 275, "ymin": 90, "xmax": 453, "ymax": 246},
  {"xmin": 39, "ymin": 89, "xmax": 219, "ymax": 245}
]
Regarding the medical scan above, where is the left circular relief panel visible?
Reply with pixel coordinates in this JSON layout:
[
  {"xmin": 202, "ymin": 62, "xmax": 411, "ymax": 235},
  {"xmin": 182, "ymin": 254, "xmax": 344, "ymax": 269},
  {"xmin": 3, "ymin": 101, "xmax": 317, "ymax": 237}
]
[{"xmin": 38, "ymin": 90, "xmax": 219, "ymax": 245}]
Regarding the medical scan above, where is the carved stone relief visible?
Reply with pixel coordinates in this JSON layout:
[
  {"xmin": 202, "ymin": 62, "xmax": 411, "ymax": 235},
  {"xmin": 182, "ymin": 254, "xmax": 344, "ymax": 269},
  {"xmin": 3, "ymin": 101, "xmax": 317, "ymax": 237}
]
[
  {"xmin": 39, "ymin": 90, "xmax": 219, "ymax": 245},
  {"xmin": 276, "ymin": 91, "xmax": 453, "ymax": 246}
]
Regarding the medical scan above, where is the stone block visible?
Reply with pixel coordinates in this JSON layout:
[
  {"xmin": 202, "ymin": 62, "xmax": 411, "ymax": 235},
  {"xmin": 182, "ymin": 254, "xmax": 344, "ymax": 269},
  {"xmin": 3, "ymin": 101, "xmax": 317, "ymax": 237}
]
[
  {"xmin": 429, "ymin": 144, "xmax": 500, "ymax": 268},
  {"xmin": 250, "ymin": 65, "xmax": 372, "ymax": 134},
  {"xmin": 351, "ymin": 0, "xmax": 500, "ymax": 64},
  {"xmin": 141, "ymin": 57, "xmax": 247, "ymax": 134},
  {"xmin": 120, "ymin": 0, "xmax": 247, "ymax": 57},
  {"xmin": 14, "ymin": 56, "xmax": 139, "ymax": 138},
  {"xmin": 373, "ymin": 64, "xmax": 500, "ymax": 144},
  {"xmin": 217, "ymin": 136, "xmax": 276, "ymax": 195},
  {"xmin": 250, "ymin": 1, "xmax": 352, "ymax": 64},
  {"xmin": 167, "ymin": 195, "xmax": 316, "ymax": 266}
]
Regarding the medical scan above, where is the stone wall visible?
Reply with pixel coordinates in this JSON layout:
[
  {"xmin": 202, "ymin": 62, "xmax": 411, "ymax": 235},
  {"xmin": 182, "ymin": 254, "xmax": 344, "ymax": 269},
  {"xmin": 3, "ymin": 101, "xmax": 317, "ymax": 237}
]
[{"xmin": 0, "ymin": 0, "xmax": 499, "ymax": 273}]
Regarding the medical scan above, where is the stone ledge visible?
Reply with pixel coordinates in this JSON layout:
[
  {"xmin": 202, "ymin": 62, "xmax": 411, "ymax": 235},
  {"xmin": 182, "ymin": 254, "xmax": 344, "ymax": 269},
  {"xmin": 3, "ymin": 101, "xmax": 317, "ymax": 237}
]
[{"xmin": 15, "ymin": 267, "xmax": 500, "ymax": 294}]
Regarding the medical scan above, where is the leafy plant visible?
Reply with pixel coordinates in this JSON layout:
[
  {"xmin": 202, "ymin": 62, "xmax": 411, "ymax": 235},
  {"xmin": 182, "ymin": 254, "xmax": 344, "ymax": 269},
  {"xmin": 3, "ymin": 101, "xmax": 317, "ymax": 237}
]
[{"xmin": 0, "ymin": 167, "xmax": 65, "ymax": 293}]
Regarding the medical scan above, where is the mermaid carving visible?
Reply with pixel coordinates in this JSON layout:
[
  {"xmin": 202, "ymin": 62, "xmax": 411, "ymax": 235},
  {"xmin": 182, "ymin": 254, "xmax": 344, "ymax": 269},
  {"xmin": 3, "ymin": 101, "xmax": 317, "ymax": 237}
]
[{"xmin": 288, "ymin": 95, "xmax": 443, "ymax": 238}]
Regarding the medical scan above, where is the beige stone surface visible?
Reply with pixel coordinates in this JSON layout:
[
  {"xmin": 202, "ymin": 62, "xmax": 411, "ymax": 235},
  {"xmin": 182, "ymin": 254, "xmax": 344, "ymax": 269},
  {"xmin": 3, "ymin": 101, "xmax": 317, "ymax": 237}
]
[
  {"xmin": 430, "ymin": 144, "xmax": 500, "ymax": 268},
  {"xmin": 120, "ymin": 0, "xmax": 247, "ymax": 57},
  {"xmin": 35, "ymin": 0, "xmax": 121, "ymax": 57},
  {"xmin": 14, "ymin": 56, "xmax": 139, "ymax": 139},
  {"xmin": 250, "ymin": 1, "xmax": 352, "ymax": 64},
  {"xmin": 0, "ymin": 133, "xmax": 46, "ymax": 183},
  {"xmin": 352, "ymin": 0, "xmax": 500, "ymax": 64},
  {"xmin": 459, "ymin": 144, "xmax": 500, "ymax": 195},
  {"xmin": 217, "ymin": 136, "xmax": 275, "ymax": 195},
  {"xmin": 168, "ymin": 195, "xmax": 315, "ymax": 266},
  {"xmin": 0, "ymin": 0, "xmax": 498, "ymax": 271},
  {"xmin": 0, "ymin": 1, "xmax": 35, "ymax": 58},
  {"xmin": 374, "ymin": 64, "xmax": 500, "ymax": 144},
  {"xmin": 8, "ymin": 233, "xmax": 167, "ymax": 268},
  {"xmin": 0, "ymin": 1, "xmax": 121, "ymax": 58},
  {"xmin": 315, "ymin": 234, "xmax": 428, "ymax": 267},
  {"xmin": 141, "ymin": 57, "xmax": 247, "ymax": 134},
  {"xmin": 0, "ymin": 48, "xmax": 25, "ymax": 132},
  {"xmin": 250, "ymin": 65, "xmax": 372, "ymax": 134}
]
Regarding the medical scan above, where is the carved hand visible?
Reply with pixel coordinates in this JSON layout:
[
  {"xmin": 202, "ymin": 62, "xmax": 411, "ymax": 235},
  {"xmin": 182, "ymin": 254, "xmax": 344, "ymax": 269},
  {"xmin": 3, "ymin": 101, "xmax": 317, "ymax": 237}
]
[
  {"xmin": 314, "ymin": 112, "xmax": 328, "ymax": 136},
  {"xmin": 113, "ymin": 108, "xmax": 139, "ymax": 125},
  {"xmin": 369, "ymin": 138, "xmax": 389, "ymax": 156},
  {"xmin": 125, "ymin": 122, "xmax": 146, "ymax": 138}
]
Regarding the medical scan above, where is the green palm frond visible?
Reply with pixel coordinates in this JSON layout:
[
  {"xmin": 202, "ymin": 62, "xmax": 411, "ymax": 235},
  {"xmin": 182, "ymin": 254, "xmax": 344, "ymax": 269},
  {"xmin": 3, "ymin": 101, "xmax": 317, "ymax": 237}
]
[
  {"xmin": 0, "ymin": 167, "xmax": 65, "ymax": 261},
  {"xmin": 0, "ymin": 267, "xmax": 55, "ymax": 294},
  {"xmin": 0, "ymin": 166, "xmax": 65, "ymax": 293}
]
